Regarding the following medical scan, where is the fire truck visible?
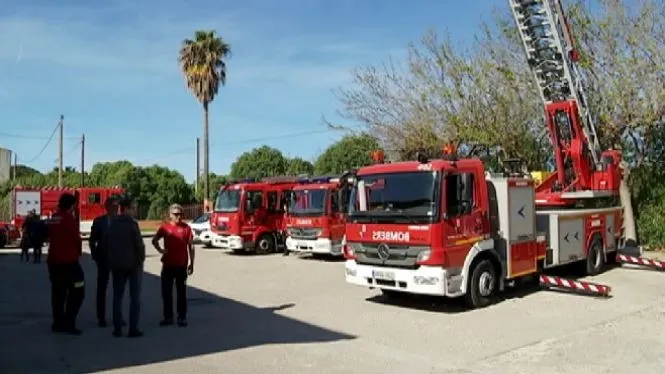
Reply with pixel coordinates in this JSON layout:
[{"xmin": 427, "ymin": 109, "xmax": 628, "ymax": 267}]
[
  {"xmin": 284, "ymin": 175, "xmax": 352, "ymax": 257},
  {"xmin": 210, "ymin": 177, "xmax": 299, "ymax": 254},
  {"xmin": 11, "ymin": 185, "xmax": 124, "ymax": 237},
  {"xmin": 342, "ymin": 0, "xmax": 641, "ymax": 308}
]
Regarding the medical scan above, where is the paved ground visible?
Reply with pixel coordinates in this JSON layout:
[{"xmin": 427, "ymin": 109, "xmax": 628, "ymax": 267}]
[{"xmin": 1, "ymin": 241, "xmax": 665, "ymax": 374}]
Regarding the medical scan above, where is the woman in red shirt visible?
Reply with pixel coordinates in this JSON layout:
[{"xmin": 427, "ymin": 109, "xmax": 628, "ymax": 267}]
[{"xmin": 152, "ymin": 204, "xmax": 194, "ymax": 327}]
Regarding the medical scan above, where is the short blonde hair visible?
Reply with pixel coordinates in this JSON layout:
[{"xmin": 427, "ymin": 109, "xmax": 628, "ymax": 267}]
[{"xmin": 169, "ymin": 204, "xmax": 183, "ymax": 213}]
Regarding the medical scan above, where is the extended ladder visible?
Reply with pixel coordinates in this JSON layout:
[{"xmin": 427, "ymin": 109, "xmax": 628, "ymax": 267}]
[{"xmin": 508, "ymin": 0, "xmax": 601, "ymax": 168}]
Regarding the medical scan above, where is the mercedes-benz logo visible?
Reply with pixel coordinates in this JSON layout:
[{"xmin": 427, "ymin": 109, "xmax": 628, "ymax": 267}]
[{"xmin": 377, "ymin": 243, "xmax": 390, "ymax": 260}]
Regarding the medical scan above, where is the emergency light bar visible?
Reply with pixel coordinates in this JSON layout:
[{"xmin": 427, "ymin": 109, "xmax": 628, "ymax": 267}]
[{"xmin": 297, "ymin": 175, "xmax": 342, "ymax": 184}]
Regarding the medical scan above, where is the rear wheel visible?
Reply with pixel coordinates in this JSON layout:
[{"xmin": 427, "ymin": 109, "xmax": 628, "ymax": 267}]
[
  {"xmin": 255, "ymin": 234, "xmax": 275, "ymax": 255},
  {"xmin": 585, "ymin": 239, "xmax": 605, "ymax": 276},
  {"xmin": 464, "ymin": 259, "xmax": 498, "ymax": 309}
]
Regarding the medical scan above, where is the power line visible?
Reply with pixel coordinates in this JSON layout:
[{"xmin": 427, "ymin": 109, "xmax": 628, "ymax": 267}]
[
  {"xmin": 135, "ymin": 128, "xmax": 336, "ymax": 164},
  {"xmin": 0, "ymin": 130, "xmax": 77, "ymax": 140},
  {"xmin": 19, "ymin": 122, "xmax": 60, "ymax": 164}
]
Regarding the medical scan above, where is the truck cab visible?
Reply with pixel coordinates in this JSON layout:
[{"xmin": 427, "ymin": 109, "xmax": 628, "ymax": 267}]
[
  {"xmin": 284, "ymin": 175, "xmax": 351, "ymax": 256},
  {"xmin": 210, "ymin": 177, "xmax": 298, "ymax": 254}
]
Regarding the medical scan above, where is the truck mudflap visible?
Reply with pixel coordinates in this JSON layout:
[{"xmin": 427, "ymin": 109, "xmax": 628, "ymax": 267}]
[{"xmin": 539, "ymin": 275, "xmax": 612, "ymax": 297}]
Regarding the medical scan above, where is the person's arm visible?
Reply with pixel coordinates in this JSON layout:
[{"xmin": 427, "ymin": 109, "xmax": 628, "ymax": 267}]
[
  {"xmin": 68, "ymin": 214, "xmax": 82, "ymax": 256},
  {"xmin": 89, "ymin": 218, "xmax": 99, "ymax": 258},
  {"xmin": 187, "ymin": 227, "xmax": 195, "ymax": 274},
  {"xmin": 152, "ymin": 226, "xmax": 165, "ymax": 254},
  {"xmin": 133, "ymin": 220, "xmax": 146, "ymax": 264}
]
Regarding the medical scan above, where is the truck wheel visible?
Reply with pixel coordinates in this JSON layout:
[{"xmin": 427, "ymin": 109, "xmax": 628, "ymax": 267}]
[
  {"xmin": 585, "ymin": 239, "xmax": 604, "ymax": 276},
  {"xmin": 255, "ymin": 234, "xmax": 275, "ymax": 255},
  {"xmin": 464, "ymin": 259, "xmax": 497, "ymax": 309},
  {"xmin": 0, "ymin": 234, "xmax": 6, "ymax": 248}
]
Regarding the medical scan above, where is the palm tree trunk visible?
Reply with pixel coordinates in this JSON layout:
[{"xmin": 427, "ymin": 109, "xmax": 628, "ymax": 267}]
[{"xmin": 203, "ymin": 101, "xmax": 210, "ymax": 210}]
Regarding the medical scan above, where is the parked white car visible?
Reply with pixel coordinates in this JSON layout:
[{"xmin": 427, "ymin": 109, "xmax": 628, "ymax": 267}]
[{"xmin": 188, "ymin": 213, "xmax": 213, "ymax": 246}]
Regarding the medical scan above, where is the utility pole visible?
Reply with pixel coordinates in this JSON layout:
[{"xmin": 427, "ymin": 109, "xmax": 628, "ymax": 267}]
[
  {"xmin": 11, "ymin": 151, "xmax": 16, "ymax": 180},
  {"xmin": 195, "ymin": 137, "xmax": 200, "ymax": 196},
  {"xmin": 58, "ymin": 115, "xmax": 64, "ymax": 187},
  {"xmin": 80, "ymin": 134, "xmax": 85, "ymax": 187}
]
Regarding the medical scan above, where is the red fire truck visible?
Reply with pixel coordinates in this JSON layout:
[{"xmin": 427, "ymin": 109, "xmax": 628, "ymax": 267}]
[
  {"xmin": 342, "ymin": 0, "xmax": 640, "ymax": 308},
  {"xmin": 210, "ymin": 177, "xmax": 299, "ymax": 254},
  {"xmin": 11, "ymin": 185, "xmax": 124, "ymax": 236},
  {"xmin": 284, "ymin": 175, "xmax": 352, "ymax": 257}
]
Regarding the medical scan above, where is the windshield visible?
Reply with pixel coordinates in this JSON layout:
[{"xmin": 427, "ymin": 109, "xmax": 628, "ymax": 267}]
[
  {"xmin": 215, "ymin": 189, "xmax": 241, "ymax": 212},
  {"xmin": 192, "ymin": 213, "xmax": 209, "ymax": 223},
  {"xmin": 289, "ymin": 189, "xmax": 327, "ymax": 216},
  {"xmin": 348, "ymin": 171, "xmax": 439, "ymax": 222}
]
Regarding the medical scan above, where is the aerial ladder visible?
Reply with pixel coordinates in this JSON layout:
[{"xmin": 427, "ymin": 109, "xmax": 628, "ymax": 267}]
[{"xmin": 509, "ymin": 0, "xmax": 641, "ymax": 262}]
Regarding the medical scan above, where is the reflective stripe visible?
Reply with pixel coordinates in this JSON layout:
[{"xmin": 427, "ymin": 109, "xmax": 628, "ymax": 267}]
[{"xmin": 74, "ymin": 281, "xmax": 85, "ymax": 288}]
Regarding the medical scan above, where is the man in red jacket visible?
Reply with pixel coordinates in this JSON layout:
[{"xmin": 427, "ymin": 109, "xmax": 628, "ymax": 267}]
[{"xmin": 47, "ymin": 192, "xmax": 84, "ymax": 335}]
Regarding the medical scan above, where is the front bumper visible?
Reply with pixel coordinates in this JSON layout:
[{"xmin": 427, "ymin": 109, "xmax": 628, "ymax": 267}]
[
  {"xmin": 285, "ymin": 237, "xmax": 342, "ymax": 255},
  {"xmin": 211, "ymin": 234, "xmax": 244, "ymax": 250},
  {"xmin": 344, "ymin": 260, "xmax": 462, "ymax": 297}
]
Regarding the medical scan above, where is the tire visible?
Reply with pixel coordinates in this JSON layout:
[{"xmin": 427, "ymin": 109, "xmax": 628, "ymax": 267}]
[
  {"xmin": 585, "ymin": 239, "xmax": 604, "ymax": 276},
  {"xmin": 0, "ymin": 234, "xmax": 6, "ymax": 248},
  {"xmin": 464, "ymin": 259, "xmax": 498, "ymax": 309},
  {"xmin": 255, "ymin": 234, "xmax": 275, "ymax": 255}
]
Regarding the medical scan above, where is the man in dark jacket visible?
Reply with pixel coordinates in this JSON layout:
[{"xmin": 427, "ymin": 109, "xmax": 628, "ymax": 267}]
[
  {"xmin": 46, "ymin": 193, "xmax": 84, "ymax": 335},
  {"xmin": 89, "ymin": 196, "xmax": 118, "ymax": 327},
  {"xmin": 104, "ymin": 197, "xmax": 145, "ymax": 338}
]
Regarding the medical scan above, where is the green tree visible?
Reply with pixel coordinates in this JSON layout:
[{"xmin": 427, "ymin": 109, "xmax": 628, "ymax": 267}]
[
  {"xmin": 179, "ymin": 30, "xmax": 232, "ymax": 204},
  {"xmin": 229, "ymin": 145, "xmax": 288, "ymax": 180},
  {"xmin": 286, "ymin": 157, "xmax": 314, "ymax": 176},
  {"xmin": 314, "ymin": 133, "xmax": 379, "ymax": 175},
  {"xmin": 88, "ymin": 161, "xmax": 135, "ymax": 186},
  {"xmin": 195, "ymin": 173, "xmax": 228, "ymax": 201}
]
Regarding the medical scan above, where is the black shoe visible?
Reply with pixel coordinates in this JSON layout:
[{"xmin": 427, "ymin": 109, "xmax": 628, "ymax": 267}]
[
  {"xmin": 112, "ymin": 328, "xmax": 122, "ymax": 337},
  {"xmin": 177, "ymin": 318, "xmax": 188, "ymax": 327},
  {"xmin": 98, "ymin": 320, "xmax": 107, "ymax": 327},
  {"xmin": 159, "ymin": 318, "xmax": 174, "ymax": 326},
  {"xmin": 282, "ymin": 251, "xmax": 290, "ymax": 256},
  {"xmin": 127, "ymin": 330, "xmax": 144, "ymax": 338}
]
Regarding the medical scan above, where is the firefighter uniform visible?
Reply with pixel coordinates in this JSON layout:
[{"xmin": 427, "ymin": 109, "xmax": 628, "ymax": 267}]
[{"xmin": 47, "ymin": 209, "xmax": 85, "ymax": 335}]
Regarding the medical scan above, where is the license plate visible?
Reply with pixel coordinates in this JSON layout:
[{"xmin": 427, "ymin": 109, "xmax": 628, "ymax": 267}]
[{"xmin": 372, "ymin": 270, "xmax": 395, "ymax": 281}]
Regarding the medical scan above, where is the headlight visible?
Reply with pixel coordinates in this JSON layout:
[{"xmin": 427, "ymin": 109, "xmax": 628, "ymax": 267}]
[{"xmin": 416, "ymin": 249, "xmax": 431, "ymax": 263}]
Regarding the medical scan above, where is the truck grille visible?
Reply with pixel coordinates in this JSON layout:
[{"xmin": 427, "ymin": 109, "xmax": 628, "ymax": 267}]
[
  {"xmin": 348, "ymin": 242, "xmax": 430, "ymax": 268},
  {"xmin": 288, "ymin": 227, "xmax": 321, "ymax": 240}
]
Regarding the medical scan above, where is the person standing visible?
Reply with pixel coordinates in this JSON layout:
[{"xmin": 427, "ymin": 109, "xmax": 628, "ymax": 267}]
[
  {"xmin": 31, "ymin": 215, "xmax": 48, "ymax": 264},
  {"xmin": 89, "ymin": 197, "xmax": 118, "ymax": 327},
  {"xmin": 46, "ymin": 193, "xmax": 85, "ymax": 335},
  {"xmin": 152, "ymin": 204, "xmax": 195, "ymax": 327},
  {"xmin": 105, "ymin": 197, "xmax": 145, "ymax": 338}
]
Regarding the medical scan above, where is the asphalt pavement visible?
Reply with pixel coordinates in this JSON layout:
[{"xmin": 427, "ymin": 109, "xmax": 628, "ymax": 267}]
[{"xmin": 1, "ymin": 240, "xmax": 665, "ymax": 374}]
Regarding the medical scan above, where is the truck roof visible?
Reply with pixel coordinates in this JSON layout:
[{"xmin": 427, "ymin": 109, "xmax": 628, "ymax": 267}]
[{"xmin": 357, "ymin": 158, "xmax": 484, "ymax": 175}]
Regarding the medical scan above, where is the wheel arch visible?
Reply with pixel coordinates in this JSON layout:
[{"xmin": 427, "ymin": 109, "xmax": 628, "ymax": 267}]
[{"xmin": 460, "ymin": 239, "xmax": 503, "ymax": 294}]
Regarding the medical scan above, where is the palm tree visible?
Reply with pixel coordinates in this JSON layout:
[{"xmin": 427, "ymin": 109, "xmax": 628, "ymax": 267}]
[{"xmin": 178, "ymin": 30, "xmax": 231, "ymax": 207}]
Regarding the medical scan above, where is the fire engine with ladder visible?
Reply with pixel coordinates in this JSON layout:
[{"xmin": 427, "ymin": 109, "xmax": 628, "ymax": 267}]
[
  {"xmin": 342, "ymin": 0, "xmax": 652, "ymax": 308},
  {"xmin": 284, "ymin": 175, "xmax": 352, "ymax": 257}
]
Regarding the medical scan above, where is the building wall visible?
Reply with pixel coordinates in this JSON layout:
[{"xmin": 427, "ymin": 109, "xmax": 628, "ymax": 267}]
[{"xmin": 0, "ymin": 147, "xmax": 11, "ymax": 183}]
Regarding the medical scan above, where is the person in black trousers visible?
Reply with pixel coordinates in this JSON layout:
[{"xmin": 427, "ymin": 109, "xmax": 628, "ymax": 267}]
[
  {"xmin": 46, "ymin": 193, "xmax": 85, "ymax": 335},
  {"xmin": 152, "ymin": 204, "xmax": 195, "ymax": 327},
  {"xmin": 89, "ymin": 197, "xmax": 118, "ymax": 327},
  {"xmin": 105, "ymin": 197, "xmax": 146, "ymax": 338}
]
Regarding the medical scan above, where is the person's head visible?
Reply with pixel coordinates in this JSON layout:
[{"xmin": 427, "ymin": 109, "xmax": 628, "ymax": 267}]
[
  {"xmin": 169, "ymin": 203, "xmax": 183, "ymax": 223},
  {"xmin": 118, "ymin": 197, "xmax": 136, "ymax": 216},
  {"xmin": 104, "ymin": 197, "xmax": 118, "ymax": 216},
  {"xmin": 57, "ymin": 193, "xmax": 77, "ymax": 214}
]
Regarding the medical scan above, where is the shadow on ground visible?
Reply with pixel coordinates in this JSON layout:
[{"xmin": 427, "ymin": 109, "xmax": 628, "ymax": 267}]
[
  {"xmin": 365, "ymin": 262, "xmax": 617, "ymax": 313},
  {"xmin": 0, "ymin": 251, "xmax": 354, "ymax": 374}
]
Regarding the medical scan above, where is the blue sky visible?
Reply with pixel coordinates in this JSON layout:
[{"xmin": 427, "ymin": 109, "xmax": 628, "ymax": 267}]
[{"xmin": 0, "ymin": 0, "xmax": 498, "ymax": 182}]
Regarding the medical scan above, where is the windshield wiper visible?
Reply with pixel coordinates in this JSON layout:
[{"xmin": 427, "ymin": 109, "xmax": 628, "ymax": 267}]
[{"xmin": 390, "ymin": 209, "xmax": 421, "ymax": 224}]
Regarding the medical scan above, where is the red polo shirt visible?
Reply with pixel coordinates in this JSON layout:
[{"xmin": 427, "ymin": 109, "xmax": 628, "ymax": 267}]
[
  {"xmin": 47, "ymin": 211, "xmax": 82, "ymax": 264},
  {"xmin": 157, "ymin": 222, "xmax": 193, "ymax": 267}
]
